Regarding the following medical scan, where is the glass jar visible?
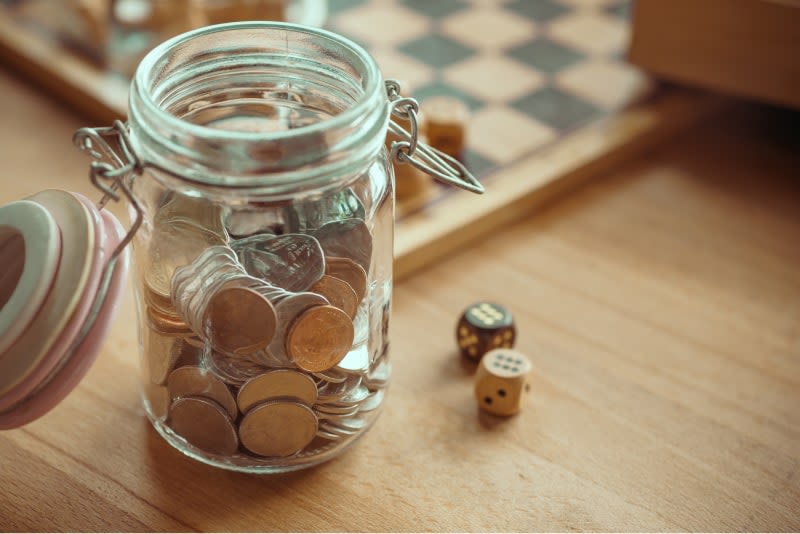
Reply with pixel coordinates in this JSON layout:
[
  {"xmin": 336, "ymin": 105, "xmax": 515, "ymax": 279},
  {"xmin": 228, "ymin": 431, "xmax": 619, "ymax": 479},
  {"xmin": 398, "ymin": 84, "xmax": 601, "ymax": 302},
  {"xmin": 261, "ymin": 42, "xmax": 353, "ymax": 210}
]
[
  {"xmin": 0, "ymin": 21, "xmax": 481, "ymax": 472},
  {"xmin": 124, "ymin": 22, "xmax": 397, "ymax": 472}
]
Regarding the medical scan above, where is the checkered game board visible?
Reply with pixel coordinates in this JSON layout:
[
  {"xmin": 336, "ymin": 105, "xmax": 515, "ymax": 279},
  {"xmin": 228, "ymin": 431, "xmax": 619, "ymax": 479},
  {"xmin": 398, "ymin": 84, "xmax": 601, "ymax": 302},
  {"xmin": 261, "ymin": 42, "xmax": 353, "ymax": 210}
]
[{"xmin": 326, "ymin": 0, "xmax": 651, "ymax": 195}]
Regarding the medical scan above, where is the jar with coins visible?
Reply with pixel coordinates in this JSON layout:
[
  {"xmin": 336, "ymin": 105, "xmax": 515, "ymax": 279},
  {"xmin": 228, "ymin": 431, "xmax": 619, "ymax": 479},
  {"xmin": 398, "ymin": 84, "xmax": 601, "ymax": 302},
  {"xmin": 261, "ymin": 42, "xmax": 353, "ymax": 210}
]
[{"xmin": 0, "ymin": 22, "xmax": 482, "ymax": 472}]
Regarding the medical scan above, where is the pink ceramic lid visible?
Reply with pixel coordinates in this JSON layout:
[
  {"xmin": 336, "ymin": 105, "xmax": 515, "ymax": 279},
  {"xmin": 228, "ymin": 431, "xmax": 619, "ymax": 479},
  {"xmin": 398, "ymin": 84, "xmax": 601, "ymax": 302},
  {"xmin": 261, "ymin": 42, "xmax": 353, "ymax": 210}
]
[{"xmin": 0, "ymin": 190, "xmax": 129, "ymax": 429}]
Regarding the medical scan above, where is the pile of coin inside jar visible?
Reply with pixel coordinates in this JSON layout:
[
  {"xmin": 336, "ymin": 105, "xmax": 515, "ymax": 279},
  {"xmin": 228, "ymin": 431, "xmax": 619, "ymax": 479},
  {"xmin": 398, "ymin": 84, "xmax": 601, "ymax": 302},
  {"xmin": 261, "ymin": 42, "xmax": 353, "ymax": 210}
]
[{"xmin": 139, "ymin": 188, "xmax": 390, "ymax": 462}]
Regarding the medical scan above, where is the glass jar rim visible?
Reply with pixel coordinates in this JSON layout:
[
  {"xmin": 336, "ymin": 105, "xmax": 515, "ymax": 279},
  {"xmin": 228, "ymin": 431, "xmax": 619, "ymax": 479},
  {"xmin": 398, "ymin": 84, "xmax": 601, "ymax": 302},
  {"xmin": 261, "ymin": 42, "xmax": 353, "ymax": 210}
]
[{"xmin": 128, "ymin": 21, "xmax": 389, "ymax": 196}]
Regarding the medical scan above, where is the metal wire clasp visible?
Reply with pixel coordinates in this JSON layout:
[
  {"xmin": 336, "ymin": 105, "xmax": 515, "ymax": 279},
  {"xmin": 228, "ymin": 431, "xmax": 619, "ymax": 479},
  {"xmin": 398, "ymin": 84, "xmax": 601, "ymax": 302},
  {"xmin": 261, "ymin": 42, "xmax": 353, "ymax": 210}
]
[
  {"xmin": 73, "ymin": 120, "xmax": 145, "ymax": 255},
  {"xmin": 385, "ymin": 79, "xmax": 484, "ymax": 195}
]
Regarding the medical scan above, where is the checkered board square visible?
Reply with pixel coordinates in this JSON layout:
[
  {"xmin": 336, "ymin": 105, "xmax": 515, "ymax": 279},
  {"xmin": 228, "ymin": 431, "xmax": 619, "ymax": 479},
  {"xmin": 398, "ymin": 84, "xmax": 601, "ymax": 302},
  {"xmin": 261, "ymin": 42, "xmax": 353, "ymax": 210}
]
[{"xmin": 327, "ymin": 0, "xmax": 652, "ymax": 216}]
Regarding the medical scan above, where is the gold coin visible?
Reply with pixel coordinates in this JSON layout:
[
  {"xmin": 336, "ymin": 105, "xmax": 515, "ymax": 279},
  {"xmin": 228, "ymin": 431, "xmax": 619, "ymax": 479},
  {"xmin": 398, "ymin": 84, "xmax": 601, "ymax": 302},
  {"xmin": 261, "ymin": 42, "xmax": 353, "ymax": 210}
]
[
  {"xmin": 167, "ymin": 365, "xmax": 238, "ymax": 419},
  {"xmin": 325, "ymin": 256, "xmax": 367, "ymax": 304},
  {"xmin": 286, "ymin": 305, "xmax": 354, "ymax": 372},
  {"xmin": 309, "ymin": 275, "xmax": 358, "ymax": 319},
  {"xmin": 238, "ymin": 400, "xmax": 318, "ymax": 457},
  {"xmin": 237, "ymin": 370, "xmax": 318, "ymax": 414},
  {"xmin": 168, "ymin": 396, "xmax": 239, "ymax": 456},
  {"xmin": 204, "ymin": 284, "xmax": 277, "ymax": 355}
]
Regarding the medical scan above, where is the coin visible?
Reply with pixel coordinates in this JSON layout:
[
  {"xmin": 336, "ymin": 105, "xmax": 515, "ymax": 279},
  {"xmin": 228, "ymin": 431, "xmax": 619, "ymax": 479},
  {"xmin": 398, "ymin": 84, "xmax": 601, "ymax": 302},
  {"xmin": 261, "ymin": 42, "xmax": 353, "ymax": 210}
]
[
  {"xmin": 313, "ymin": 219, "xmax": 372, "ymax": 273},
  {"xmin": 237, "ymin": 370, "xmax": 318, "ymax": 413},
  {"xmin": 292, "ymin": 188, "xmax": 365, "ymax": 232},
  {"xmin": 144, "ymin": 329, "xmax": 199, "ymax": 385},
  {"xmin": 225, "ymin": 205, "xmax": 298, "ymax": 237},
  {"xmin": 232, "ymin": 233, "xmax": 325, "ymax": 292},
  {"xmin": 157, "ymin": 193, "xmax": 227, "ymax": 237},
  {"xmin": 317, "ymin": 375, "xmax": 362, "ymax": 401},
  {"xmin": 359, "ymin": 389, "xmax": 385, "ymax": 413},
  {"xmin": 267, "ymin": 291, "xmax": 329, "ymax": 362},
  {"xmin": 203, "ymin": 284, "xmax": 277, "ymax": 355},
  {"xmin": 145, "ymin": 222, "xmax": 226, "ymax": 302},
  {"xmin": 309, "ymin": 275, "xmax": 358, "ymax": 319},
  {"xmin": 335, "ymin": 345, "xmax": 369, "ymax": 374},
  {"xmin": 329, "ymin": 384, "xmax": 370, "ymax": 407},
  {"xmin": 238, "ymin": 400, "xmax": 318, "ymax": 457},
  {"xmin": 205, "ymin": 349, "xmax": 270, "ymax": 386},
  {"xmin": 325, "ymin": 256, "xmax": 367, "ymax": 304},
  {"xmin": 167, "ymin": 365, "xmax": 238, "ymax": 419},
  {"xmin": 168, "ymin": 396, "xmax": 239, "ymax": 455},
  {"xmin": 286, "ymin": 305, "xmax": 354, "ymax": 373},
  {"xmin": 146, "ymin": 306, "xmax": 193, "ymax": 336}
]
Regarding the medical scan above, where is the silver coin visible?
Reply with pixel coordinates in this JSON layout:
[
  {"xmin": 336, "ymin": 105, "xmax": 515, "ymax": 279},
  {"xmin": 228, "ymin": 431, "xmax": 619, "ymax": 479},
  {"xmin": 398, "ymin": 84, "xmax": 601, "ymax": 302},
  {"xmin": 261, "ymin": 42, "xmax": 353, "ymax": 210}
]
[
  {"xmin": 328, "ymin": 384, "xmax": 370, "ymax": 407},
  {"xmin": 335, "ymin": 345, "xmax": 369, "ymax": 374},
  {"xmin": 292, "ymin": 188, "xmax": 366, "ymax": 232},
  {"xmin": 316, "ymin": 375, "xmax": 362, "ymax": 402},
  {"xmin": 267, "ymin": 291, "xmax": 329, "ymax": 362},
  {"xmin": 323, "ymin": 416, "xmax": 368, "ymax": 433},
  {"xmin": 312, "ymin": 368, "xmax": 349, "ymax": 384},
  {"xmin": 315, "ymin": 404, "xmax": 361, "ymax": 417},
  {"xmin": 168, "ymin": 396, "xmax": 239, "ymax": 455},
  {"xmin": 312, "ymin": 219, "xmax": 372, "ymax": 273},
  {"xmin": 157, "ymin": 192, "xmax": 228, "ymax": 237},
  {"xmin": 239, "ymin": 400, "xmax": 318, "ymax": 457},
  {"xmin": 204, "ymin": 348, "xmax": 271, "ymax": 386},
  {"xmin": 167, "ymin": 365, "xmax": 238, "ymax": 419},
  {"xmin": 224, "ymin": 205, "xmax": 298, "ymax": 238},
  {"xmin": 318, "ymin": 418, "xmax": 364, "ymax": 438},
  {"xmin": 358, "ymin": 389, "xmax": 385, "ymax": 413},
  {"xmin": 237, "ymin": 369, "xmax": 318, "ymax": 413},
  {"xmin": 231, "ymin": 233, "xmax": 324, "ymax": 292},
  {"xmin": 317, "ymin": 424, "xmax": 355, "ymax": 439},
  {"xmin": 315, "ymin": 428, "xmax": 344, "ymax": 441}
]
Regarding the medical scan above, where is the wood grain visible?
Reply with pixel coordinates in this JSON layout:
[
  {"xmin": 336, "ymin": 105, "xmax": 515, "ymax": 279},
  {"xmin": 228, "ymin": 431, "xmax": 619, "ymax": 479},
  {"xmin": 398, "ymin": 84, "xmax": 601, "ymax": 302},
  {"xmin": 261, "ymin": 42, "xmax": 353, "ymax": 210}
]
[{"xmin": 1, "ymin": 68, "xmax": 799, "ymax": 531}]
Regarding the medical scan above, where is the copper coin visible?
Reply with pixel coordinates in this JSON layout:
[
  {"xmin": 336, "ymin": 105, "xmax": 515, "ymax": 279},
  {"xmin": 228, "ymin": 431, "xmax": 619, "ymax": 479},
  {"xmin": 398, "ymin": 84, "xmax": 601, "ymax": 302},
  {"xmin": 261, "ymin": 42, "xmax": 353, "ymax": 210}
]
[
  {"xmin": 168, "ymin": 396, "xmax": 239, "ymax": 456},
  {"xmin": 167, "ymin": 365, "xmax": 238, "ymax": 419},
  {"xmin": 267, "ymin": 291, "xmax": 329, "ymax": 363},
  {"xmin": 237, "ymin": 370, "xmax": 318, "ymax": 414},
  {"xmin": 286, "ymin": 305, "xmax": 354, "ymax": 372},
  {"xmin": 204, "ymin": 284, "xmax": 277, "ymax": 354},
  {"xmin": 313, "ymin": 219, "xmax": 372, "ymax": 273},
  {"xmin": 309, "ymin": 275, "xmax": 358, "ymax": 319},
  {"xmin": 325, "ymin": 256, "xmax": 367, "ymax": 304},
  {"xmin": 238, "ymin": 400, "xmax": 318, "ymax": 457}
]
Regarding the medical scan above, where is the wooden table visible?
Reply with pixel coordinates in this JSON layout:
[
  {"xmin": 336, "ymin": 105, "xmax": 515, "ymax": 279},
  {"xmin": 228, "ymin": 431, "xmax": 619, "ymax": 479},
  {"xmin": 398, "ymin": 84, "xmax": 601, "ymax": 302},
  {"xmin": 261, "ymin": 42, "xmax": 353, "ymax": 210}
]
[{"xmin": 1, "ymin": 67, "xmax": 799, "ymax": 531}]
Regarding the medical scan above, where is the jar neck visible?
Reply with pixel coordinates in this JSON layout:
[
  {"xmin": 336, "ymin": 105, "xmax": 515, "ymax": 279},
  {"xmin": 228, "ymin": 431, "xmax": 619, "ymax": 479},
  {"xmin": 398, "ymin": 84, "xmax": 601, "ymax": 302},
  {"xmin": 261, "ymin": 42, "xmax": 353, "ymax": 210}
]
[{"xmin": 128, "ymin": 22, "xmax": 388, "ymax": 197}]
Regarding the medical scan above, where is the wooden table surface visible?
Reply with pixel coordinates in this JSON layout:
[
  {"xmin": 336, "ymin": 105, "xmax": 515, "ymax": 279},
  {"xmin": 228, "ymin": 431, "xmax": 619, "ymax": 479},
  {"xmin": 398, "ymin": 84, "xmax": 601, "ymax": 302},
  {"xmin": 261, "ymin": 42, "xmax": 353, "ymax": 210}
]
[{"xmin": 1, "ymin": 67, "xmax": 799, "ymax": 531}]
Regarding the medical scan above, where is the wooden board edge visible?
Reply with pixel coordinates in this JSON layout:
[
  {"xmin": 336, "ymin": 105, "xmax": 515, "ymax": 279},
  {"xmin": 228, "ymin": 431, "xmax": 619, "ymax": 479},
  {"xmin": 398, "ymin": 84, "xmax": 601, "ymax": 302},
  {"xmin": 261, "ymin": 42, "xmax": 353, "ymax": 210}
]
[
  {"xmin": 393, "ymin": 89, "xmax": 732, "ymax": 281},
  {"xmin": 0, "ymin": 11, "xmax": 127, "ymax": 124}
]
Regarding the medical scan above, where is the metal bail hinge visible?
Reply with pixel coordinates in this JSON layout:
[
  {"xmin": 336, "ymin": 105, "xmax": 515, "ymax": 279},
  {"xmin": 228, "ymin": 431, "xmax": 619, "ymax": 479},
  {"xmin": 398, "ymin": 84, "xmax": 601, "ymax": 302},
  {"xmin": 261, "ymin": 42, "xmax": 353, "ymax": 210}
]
[
  {"xmin": 72, "ymin": 120, "xmax": 145, "ymax": 253},
  {"xmin": 385, "ymin": 80, "xmax": 484, "ymax": 195}
]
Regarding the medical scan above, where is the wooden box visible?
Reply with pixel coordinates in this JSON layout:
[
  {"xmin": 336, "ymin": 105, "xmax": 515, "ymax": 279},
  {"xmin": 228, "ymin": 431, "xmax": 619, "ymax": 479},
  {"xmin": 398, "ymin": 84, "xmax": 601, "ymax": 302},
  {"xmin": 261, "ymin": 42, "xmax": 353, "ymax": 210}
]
[{"xmin": 628, "ymin": 0, "xmax": 800, "ymax": 110}]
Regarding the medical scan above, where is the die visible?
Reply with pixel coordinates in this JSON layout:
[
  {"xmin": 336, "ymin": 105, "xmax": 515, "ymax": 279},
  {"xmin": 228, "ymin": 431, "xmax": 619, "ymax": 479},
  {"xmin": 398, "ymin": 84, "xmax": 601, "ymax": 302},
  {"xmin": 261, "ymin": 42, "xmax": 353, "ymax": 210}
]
[
  {"xmin": 420, "ymin": 96, "xmax": 469, "ymax": 159},
  {"xmin": 474, "ymin": 349, "xmax": 532, "ymax": 416},
  {"xmin": 456, "ymin": 302, "xmax": 516, "ymax": 361}
]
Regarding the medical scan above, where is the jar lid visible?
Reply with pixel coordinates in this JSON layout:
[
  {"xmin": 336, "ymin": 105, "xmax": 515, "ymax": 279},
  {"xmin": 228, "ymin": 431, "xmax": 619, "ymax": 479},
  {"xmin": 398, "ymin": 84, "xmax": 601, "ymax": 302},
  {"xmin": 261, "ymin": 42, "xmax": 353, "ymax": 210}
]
[{"xmin": 0, "ymin": 189, "xmax": 129, "ymax": 429}]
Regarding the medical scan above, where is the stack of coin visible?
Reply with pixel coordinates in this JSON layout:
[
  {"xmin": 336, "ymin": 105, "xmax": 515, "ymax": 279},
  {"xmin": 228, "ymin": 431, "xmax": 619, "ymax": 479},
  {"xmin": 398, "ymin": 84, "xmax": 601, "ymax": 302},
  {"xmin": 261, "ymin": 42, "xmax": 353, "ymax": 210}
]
[{"xmin": 139, "ymin": 185, "xmax": 391, "ymax": 461}]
